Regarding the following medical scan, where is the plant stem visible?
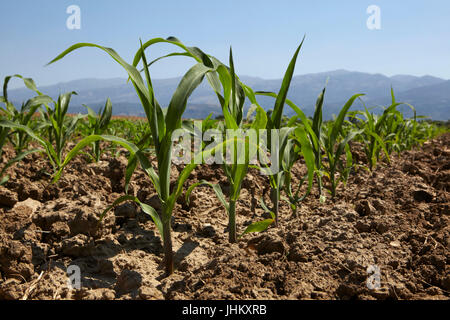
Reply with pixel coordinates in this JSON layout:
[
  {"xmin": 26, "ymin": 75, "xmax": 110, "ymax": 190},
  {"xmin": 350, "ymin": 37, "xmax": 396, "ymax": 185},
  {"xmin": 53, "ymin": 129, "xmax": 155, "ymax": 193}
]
[
  {"xmin": 94, "ymin": 141, "xmax": 100, "ymax": 162},
  {"xmin": 330, "ymin": 164, "xmax": 336, "ymax": 198},
  {"xmin": 331, "ymin": 180, "xmax": 336, "ymax": 198},
  {"xmin": 228, "ymin": 200, "xmax": 237, "ymax": 243},
  {"xmin": 270, "ymin": 187, "xmax": 279, "ymax": 226},
  {"xmin": 162, "ymin": 216, "xmax": 173, "ymax": 275},
  {"xmin": 317, "ymin": 174, "xmax": 323, "ymax": 198}
]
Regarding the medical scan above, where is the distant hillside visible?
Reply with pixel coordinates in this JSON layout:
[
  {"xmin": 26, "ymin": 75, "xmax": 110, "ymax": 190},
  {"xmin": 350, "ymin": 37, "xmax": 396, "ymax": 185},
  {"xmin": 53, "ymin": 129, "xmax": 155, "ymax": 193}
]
[
  {"xmin": 6, "ymin": 70, "xmax": 449, "ymax": 120},
  {"xmin": 393, "ymin": 80, "xmax": 450, "ymax": 119}
]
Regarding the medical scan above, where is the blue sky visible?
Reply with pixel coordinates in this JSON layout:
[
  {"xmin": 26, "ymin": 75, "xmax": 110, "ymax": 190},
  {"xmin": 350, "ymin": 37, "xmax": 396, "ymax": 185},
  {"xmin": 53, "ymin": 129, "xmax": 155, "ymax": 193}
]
[{"xmin": 1, "ymin": 0, "xmax": 449, "ymax": 88}]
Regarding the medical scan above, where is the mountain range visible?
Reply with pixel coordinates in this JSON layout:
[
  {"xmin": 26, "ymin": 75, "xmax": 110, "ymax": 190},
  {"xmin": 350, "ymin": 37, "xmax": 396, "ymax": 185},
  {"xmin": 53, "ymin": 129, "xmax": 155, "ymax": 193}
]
[{"xmin": 6, "ymin": 70, "xmax": 450, "ymax": 120}]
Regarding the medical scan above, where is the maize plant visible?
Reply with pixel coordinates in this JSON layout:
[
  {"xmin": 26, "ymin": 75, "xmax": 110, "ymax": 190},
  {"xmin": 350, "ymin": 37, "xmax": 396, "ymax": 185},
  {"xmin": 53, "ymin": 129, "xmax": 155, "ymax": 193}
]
[
  {"xmin": 404, "ymin": 118, "xmax": 439, "ymax": 149},
  {"xmin": 81, "ymin": 98, "xmax": 113, "ymax": 162},
  {"xmin": 48, "ymin": 37, "xmax": 236, "ymax": 274},
  {"xmin": 320, "ymin": 94, "xmax": 364, "ymax": 198},
  {"xmin": 246, "ymin": 95, "xmax": 316, "ymax": 217},
  {"xmin": 248, "ymin": 37, "xmax": 305, "ymax": 226},
  {"xmin": 0, "ymin": 75, "xmax": 51, "ymax": 184},
  {"xmin": 281, "ymin": 123, "xmax": 316, "ymax": 216},
  {"xmin": 0, "ymin": 75, "xmax": 50, "ymax": 155},
  {"xmin": 0, "ymin": 76, "xmax": 84, "ymax": 174},
  {"xmin": 136, "ymin": 41, "xmax": 272, "ymax": 242},
  {"xmin": 349, "ymin": 89, "xmax": 413, "ymax": 170},
  {"xmin": 286, "ymin": 89, "xmax": 325, "ymax": 201},
  {"xmin": 102, "ymin": 118, "xmax": 152, "ymax": 157},
  {"xmin": 186, "ymin": 47, "xmax": 270, "ymax": 243},
  {"xmin": 40, "ymin": 92, "xmax": 86, "ymax": 167},
  {"xmin": 286, "ymin": 87, "xmax": 363, "ymax": 199}
]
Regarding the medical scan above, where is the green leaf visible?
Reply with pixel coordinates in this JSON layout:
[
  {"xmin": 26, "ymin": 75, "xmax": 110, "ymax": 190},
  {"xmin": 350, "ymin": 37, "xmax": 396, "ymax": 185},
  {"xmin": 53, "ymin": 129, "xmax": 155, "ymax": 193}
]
[
  {"xmin": 165, "ymin": 63, "xmax": 212, "ymax": 133},
  {"xmin": 99, "ymin": 98, "xmax": 113, "ymax": 130},
  {"xmin": 141, "ymin": 52, "xmax": 191, "ymax": 71},
  {"xmin": 239, "ymin": 219, "xmax": 275, "ymax": 238},
  {"xmin": 124, "ymin": 154, "xmax": 138, "ymax": 194},
  {"xmin": 256, "ymin": 92, "xmax": 318, "ymax": 151},
  {"xmin": 53, "ymin": 134, "xmax": 160, "ymax": 194},
  {"xmin": 166, "ymin": 163, "xmax": 197, "ymax": 212},
  {"xmin": 312, "ymin": 87, "xmax": 326, "ymax": 141},
  {"xmin": 365, "ymin": 129, "xmax": 391, "ymax": 164},
  {"xmin": 329, "ymin": 93, "xmax": 364, "ymax": 148},
  {"xmin": 3, "ymin": 74, "xmax": 43, "ymax": 102},
  {"xmin": 294, "ymin": 126, "xmax": 315, "ymax": 194},
  {"xmin": 0, "ymin": 120, "xmax": 58, "ymax": 167},
  {"xmin": 83, "ymin": 104, "xmax": 97, "ymax": 120},
  {"xmin": 47, "ymin": 42, "xmax": 151, "ymax": 106},
  {"xmin": 259, "ymin": 197, "xmax": 276, "ymax": 219},
  {"xmin": 139, "ymin": 201, "xmax": 164, "ymax": 240},
  {"xmin": 250, "ymin": 105, "xmax": 268, "ymax": 130},
  {"xmin": 270, "ymin": 36, "xmax": 305, "ymax": 130},
  {"xmin": 132, "ymin": 37, "xmax": 213, "ymax": 69}
]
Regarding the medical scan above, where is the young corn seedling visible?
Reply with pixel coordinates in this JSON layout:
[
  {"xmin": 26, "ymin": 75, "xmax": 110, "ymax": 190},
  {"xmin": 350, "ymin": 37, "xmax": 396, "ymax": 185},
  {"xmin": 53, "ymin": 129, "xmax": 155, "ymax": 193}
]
[
  {"xmin": 350, "ymin": 89, "xmax": 413, "ymax": 170},
  {"xmin": 281, "ymin": 123, "xmax": 316, "ymax": 216},
  {"xmin": 257, "ymin": 95, "xmax": 324, "ymax": 213},
  {"xmin": 378, "ymin": 96, "xmax": 416, "ymax": 155},
  {"xmin": 1, "ymin": 73, "xmax": 86, "ymax": 168},
  {"xmin": 255, "ymin": 94, "xmax": 317, "ymax": 213},
  {"xmin": 0, "ymin": 86, "xmax": 42, "ymax": 185},
  {"xmin": 1, "ymin": 92, "xmax": 84, "ymax": 171},
  {"xmin": 49, "ymin": 37, "xmax": 226, "ymax": 274},
  {"xmin": 146, "ymin": 44, "xmax": 274, "ymax": 242},
  {"xmin": 3, "ymin": 102, "xmax": 41, "ymax": 154},
  {"xmin": 0, "ymin": 75, "xmax": 70, "ymax": 181},
  {"xmin": 41, "ymin": 92, "xmax": 86, "ymax": 167},
  {"xmin": 185, "ymin": 47, "xmax": 270, "ymax": 243},
  {"xmin": 81, "ymin": 98, "xmax": 113, "ymax": 162},
  {"xmin": 0, "ymin": 75, "xmax": 49, "ymax": 155},
  {"xmin": 321, "ymin": 93, "xmax": 364, "ymax": 198},
  {"xmin": 286, "ymin": 86, "xmax": 362, "ymax": 200},
  {"xmin": 396, "ymin": 116, "xmax": 434, "ymax": 151},
  {"xmin": 281, "ymin": 88, "xmax": 326, "ymax": 202},
  {"xmin": 243, "ymin": 37, "xmax": 305, "ymax": 225},
  {"xmin": 0, "ymin": 76, "xmax": 42, "ymax": 184}
]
